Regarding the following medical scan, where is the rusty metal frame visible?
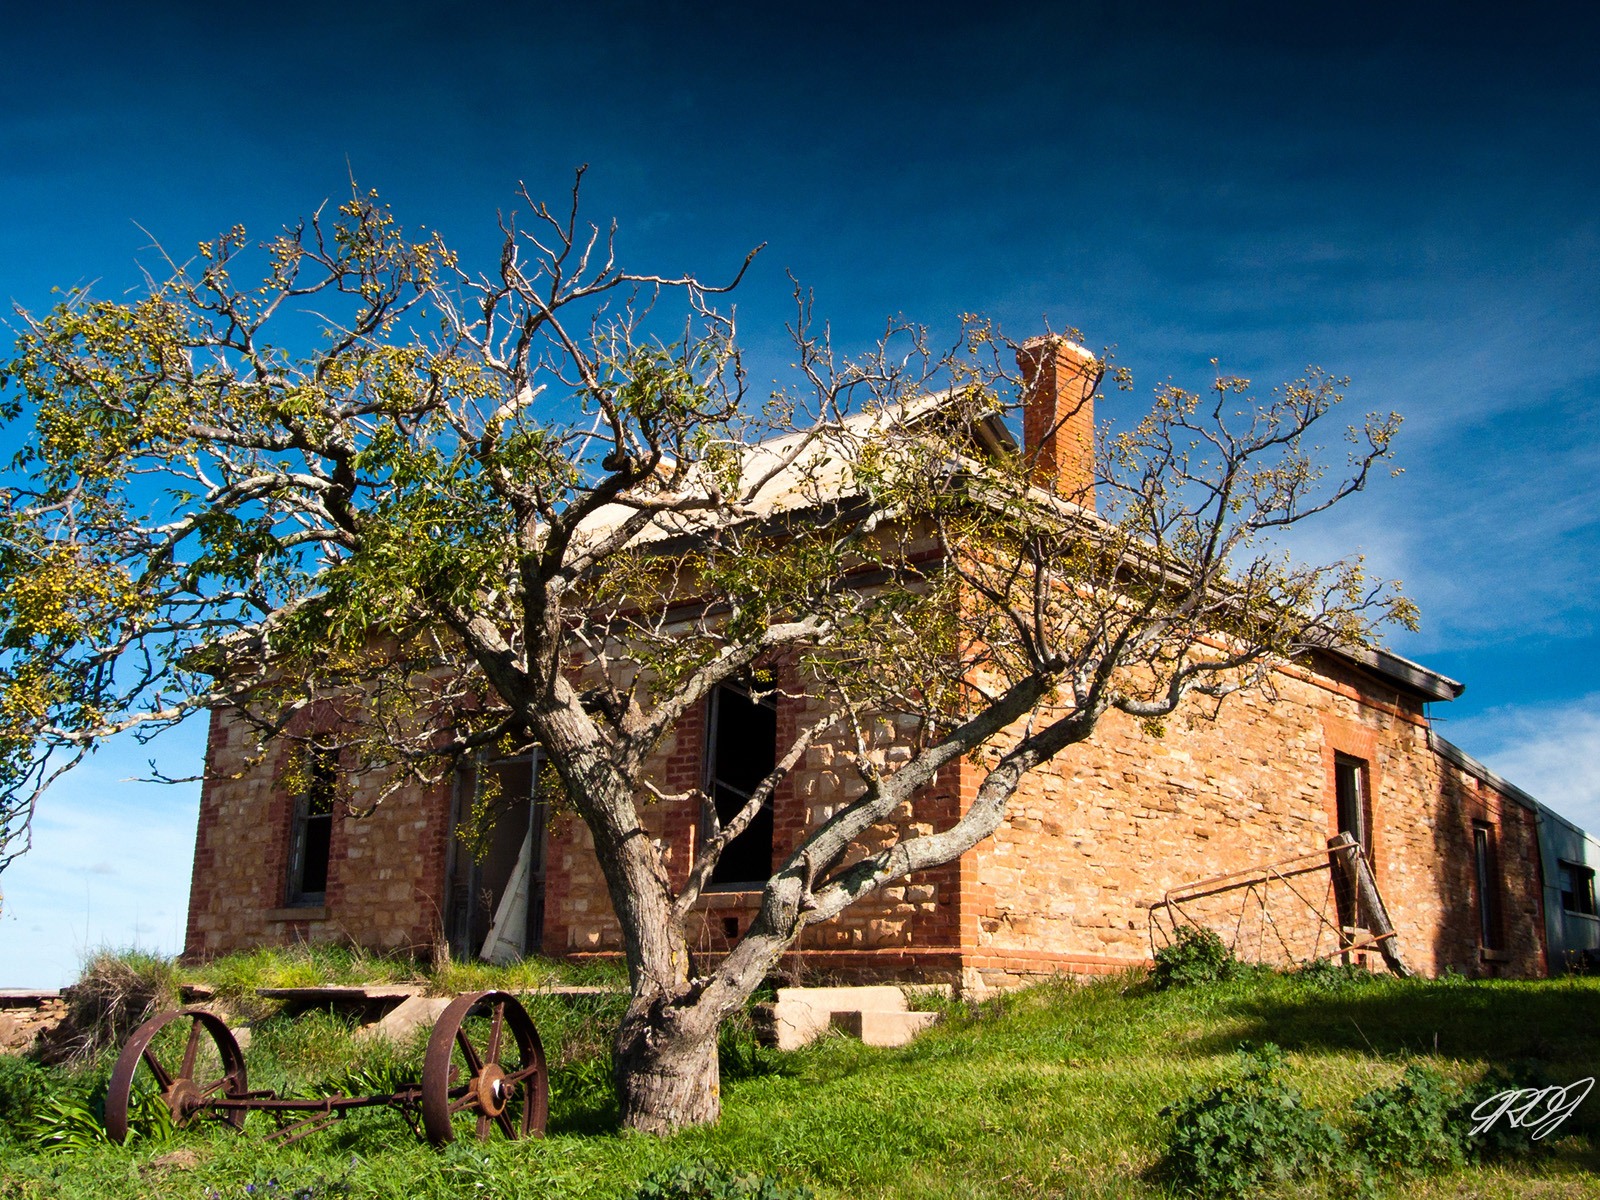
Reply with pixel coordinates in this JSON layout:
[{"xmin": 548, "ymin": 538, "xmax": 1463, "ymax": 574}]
[
  {"xmin": 1149, "ymin": 835, "xmax": 1408, "ymax": 974},
  {"xmin": 104, "ymin": 990, "xmax": 548, "ymax": 1148}
]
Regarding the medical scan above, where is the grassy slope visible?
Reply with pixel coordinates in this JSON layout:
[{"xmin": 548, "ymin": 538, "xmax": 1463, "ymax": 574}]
[{"xmin": 2, "ymin": 960, "xmax": 1598, "ymax": 1199}]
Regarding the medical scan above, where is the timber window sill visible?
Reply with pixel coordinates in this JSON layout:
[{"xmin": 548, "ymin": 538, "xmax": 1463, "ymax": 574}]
[
  {"xmin": 268, "ymin": 906, "xmax": 329, "ymax": 922},
  {"xmin": 700, "ymin": 889, "xmax": 765, "ymax": 904},
  {"xmin": 1477, "ymin": 946, "xmax": 1511, "ymax": 964}
]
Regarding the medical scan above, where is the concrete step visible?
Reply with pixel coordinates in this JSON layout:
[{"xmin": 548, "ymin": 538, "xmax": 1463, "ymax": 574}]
[
  {"xmin": 829, "ymin": 1009, "xmax": 941, "ymax": 1047},
  {"xmin": 769, "ymin": 985, "xmax": 939, "ymax": 1050}
]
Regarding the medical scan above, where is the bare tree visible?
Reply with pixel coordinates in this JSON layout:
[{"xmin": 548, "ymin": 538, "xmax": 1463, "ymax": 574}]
[{"xmin": 0, "ymin": 175, "xmax": 1410, "ymax": 1132}]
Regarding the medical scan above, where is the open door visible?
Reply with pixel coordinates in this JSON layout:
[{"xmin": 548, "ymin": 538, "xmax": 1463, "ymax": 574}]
[{"xmin": 444, "ymin": 753, "xmax": 548, "ymax": 962}]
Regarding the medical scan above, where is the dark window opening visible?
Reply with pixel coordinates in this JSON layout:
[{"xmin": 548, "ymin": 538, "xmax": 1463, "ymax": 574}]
[
  {"xmin": 1559, "ymin": 860, "xmax": 1597, "ymax": 916},
  {"xmin": 706, "ymin": 683, "xmax": 777, "ymax": 888},
  {"xmin": 286, "ymin": 746, "xmax": 337, "ymax": 906},
  {"xmin": 1474, "ymin": 821, "xmax": 1502, "ymax": 950},
  {"xmin": 445, "ymin": 752, "xmax": 548, "ymax": 961},
  {"xmin": 1334, "ymin": 755, "xmax": 1370, "ymax": 856},
  {"xmin": 1332, "ymin": 755, "xmax": 1370, "ymax": 929}
]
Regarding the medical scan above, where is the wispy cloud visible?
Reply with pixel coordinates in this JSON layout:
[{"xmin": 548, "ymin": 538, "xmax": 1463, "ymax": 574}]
[
  {"xmin": 0, "ymin": 728, "xmax": 203, "ymax": 989},
  {"xmin": 1445, "ymin": 694, "xmax": 1600, "ymax": 836}
]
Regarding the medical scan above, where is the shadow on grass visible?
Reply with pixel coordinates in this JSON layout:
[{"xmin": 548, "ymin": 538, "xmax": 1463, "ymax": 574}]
[
  {"xmin": 1187, "ymin": 977, "xmax": 1600, "ymax": 1068},
  {"xmin": 1181, "ymin": 976, "xmax": 1600, "ymax": 1168}
]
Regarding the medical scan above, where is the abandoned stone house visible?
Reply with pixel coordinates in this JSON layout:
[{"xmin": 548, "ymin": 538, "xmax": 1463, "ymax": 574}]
[{"xmin": 182, "ymin": 339, "xmax": 1583, "ymax": 988}]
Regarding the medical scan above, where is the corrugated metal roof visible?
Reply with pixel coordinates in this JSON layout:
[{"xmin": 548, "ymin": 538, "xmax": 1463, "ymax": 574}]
[{"xmin": 570, "ymin": 386, "xmax": 1466, "ymax": 705}]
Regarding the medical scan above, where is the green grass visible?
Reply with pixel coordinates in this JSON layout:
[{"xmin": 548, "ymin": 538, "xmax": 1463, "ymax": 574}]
[{"xmin": 3, "ymin": 953, "xmax": 1598, "ymax": 1199}]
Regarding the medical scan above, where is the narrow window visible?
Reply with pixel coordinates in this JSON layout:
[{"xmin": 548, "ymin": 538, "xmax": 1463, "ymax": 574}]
[
  {"xmin": 1473, "ymin": 821, "xmax": 1502, "ymax": 950},
  {"xmin": 1332, "ymin": 755, "xmax": 1370, "ymax": 929},
  {"xmin": 286, "ymin": 746, "xmax": 337, "ymax": 906},
  {"xmin": 705, "ymin": 683, "xmax": 777, "ymax": 888},
  {"xmin": 1559, "ymin": 860, "xmax": 1598, "ymax": 916},
  {"xmin": 1333, "ymin": 755, "xmax": 1370, "ymax": 857}
]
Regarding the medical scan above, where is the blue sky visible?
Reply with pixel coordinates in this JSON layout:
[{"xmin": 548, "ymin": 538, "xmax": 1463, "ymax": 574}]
[{"xmin": 2, "ymin": 1, "xmax": 1597, "ymax": 986}]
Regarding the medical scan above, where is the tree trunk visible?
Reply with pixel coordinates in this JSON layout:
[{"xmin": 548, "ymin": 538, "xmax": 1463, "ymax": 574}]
[{"xmin": 613, "ymin": 999, "xmax": 722, "ymax": 1134}]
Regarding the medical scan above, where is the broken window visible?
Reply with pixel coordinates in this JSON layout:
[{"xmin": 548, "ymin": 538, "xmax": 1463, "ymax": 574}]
[
  {"xmin": 286, "ymin": 745, "xmax": 336, "ymax": 906},
  {"xmin": 1332, "ymin": 754, "xmax": 1370, "ymax": 929},
  {"xmin": 705, "ymin": 683, "xmax": 777, "ymax": 888},
  {"xmin": 1334, "ymin": 755, "xmax": 1371, "ymax": 856},
  {"xmin": 1559, "ymin": 860, "xmax": 1597, "ymax": 916},
  {"xmin": 445, "ymin": 752, "xmax": 548, "ymax": 963},
  {"xmin": 1473, "ymin": 821, "xmax": 1502, "ymax": 950}
]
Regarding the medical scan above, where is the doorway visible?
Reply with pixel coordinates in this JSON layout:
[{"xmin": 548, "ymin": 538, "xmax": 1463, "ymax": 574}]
[{"xmin": 445, "ymin": 753, "xmax": 548, "ymax": 962}]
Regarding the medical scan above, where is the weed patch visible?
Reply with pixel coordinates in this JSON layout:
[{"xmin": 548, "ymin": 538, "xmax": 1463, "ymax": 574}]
[
  {"xmin": 624, "ymin": 1161, "xmax": 815, "ymax": 1200},
  {"xmin": 1158, "ymin": 1043, "xmax": 1346, "ymax": 1196},
  {"xmin": 1151, "ymin": 926, "xmax": 1245, "ymax": 991},
  {"xmin": 1348, "ymin": 1063, "xmax": 1465, "ymax": 1176}
]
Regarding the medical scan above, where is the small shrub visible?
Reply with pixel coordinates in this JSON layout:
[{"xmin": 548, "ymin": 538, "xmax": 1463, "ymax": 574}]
[
  {"xmin": 0, "ymin": 1056, "xmax": 53, "ymax": 1139},
  {"xmin": 26, "ymin": 1090, "xmax": 111, "ymax": 1154},
  {"xmin": 1450, "ymin": 1064, "xmax": 1554, "ymax": 1162},
  {"xmin": 1152, "ymin": 926, "xmax": 1238, "ymax": 990},
  {"xmin": 623, "ymin": 1161, "xmax": 814, "ymax": 1200},
  {"xmin": 1288, "ymin": 957, "xmax": 1381, "ymax": 993},
  {"xmin": 24, "ymin": 1074, "xmax": 175, "ymax": 1152},
  {"xmin": 1159, "ymin": 1044, "xmax": 1345, "ymax": 1198},
  {"xmin": 1350, "ymin": 1064, "xmax": 1464, "ymax": 1176}
]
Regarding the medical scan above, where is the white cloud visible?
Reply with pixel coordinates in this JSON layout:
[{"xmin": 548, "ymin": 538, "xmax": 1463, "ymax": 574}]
[
  {"xmin": 0, "ymin": 725, "xmax": 204, "ymax": 989},
  {"xmin": 1445, "ymin": 694, "xmax": 1600, "ymax": 836}
]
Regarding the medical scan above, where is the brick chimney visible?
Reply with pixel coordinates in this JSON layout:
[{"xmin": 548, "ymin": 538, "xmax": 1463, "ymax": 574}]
[{"xmin": 1016, "ymin": 334, "xmax": 1099, "ymax": 508}]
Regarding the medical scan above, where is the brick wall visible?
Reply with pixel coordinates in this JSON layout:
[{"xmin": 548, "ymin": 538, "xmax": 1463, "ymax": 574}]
[
  {"xmin": 542, "ymin": 668, "xmax": 961, "ymax": 979},
  {"xmin": 183, "ymin": 706, "xmax": 450, "ymax": 960},
  {"xmin": 185, "ymin": 655, "xmax": 1546, "ymax": 986},
  {"xmin": 953, "ymin": 654, "xmax": 1545, "ymax": 989}
]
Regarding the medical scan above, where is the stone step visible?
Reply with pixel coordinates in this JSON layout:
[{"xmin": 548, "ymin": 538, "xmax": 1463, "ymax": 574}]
[
  {"xmin": 829, "ymin": 1009, "xmax": 941, "ymax": 1047},
  {"xmin": 355, "ymin": 995, "xmax": 454, "ymax": 1043},
  {"xmin": 768, "ymin": 985, "xmax": 939, "ymax": 1050}
]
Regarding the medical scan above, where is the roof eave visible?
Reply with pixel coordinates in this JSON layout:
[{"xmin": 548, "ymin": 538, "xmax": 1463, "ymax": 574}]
[{"xmin": 1329, "ymin": 645, "xmax": 1464, "ymax": 703}]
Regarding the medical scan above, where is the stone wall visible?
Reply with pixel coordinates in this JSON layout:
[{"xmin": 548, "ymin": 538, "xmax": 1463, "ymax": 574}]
[
  {"xmin": 185, "ymin": 653, "xmax": 1547, "ymax": 987},
  {"xmin": 955, "ymin": 653, "xmax": 1545, "ymax": 989},
  {"xmin": 0, "ymin": 992, "xmax": 67, "ymax": 1055},
  {"xmin": 183, "ymin": 706, "xmax": 451, "ymax": 960},
  {"xmin": 542, "ymin": 666, "xmax": 963, "ymax": 981}
]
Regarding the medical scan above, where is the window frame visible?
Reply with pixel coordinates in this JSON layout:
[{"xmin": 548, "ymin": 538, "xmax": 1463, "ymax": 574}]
[
  {"xmin": 1472, "ymin": 820, "xmax": 1503, "ymax": 951},
  {"xmin": 1331, "ymin": 753, "xmax": 1372, "ymax": 930},
  {"xmin": 1558, "ymin": 859, "xmax": 1598, "ymax": 917},
  {"xmin": 1333, "ymin": 754, "xmax": 1371, "ymax": 858},
  {"xmin": 285, "ymin": 744, "xmax": 337, "ymax": 907},
  {"xmin": 703, "ymin": 680, "xmax": 778, "ymax": 890}
]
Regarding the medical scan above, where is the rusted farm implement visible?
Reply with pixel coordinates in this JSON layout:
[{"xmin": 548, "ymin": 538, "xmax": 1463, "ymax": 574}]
[
  {"xmin": 104, "ymin": 990, "xmax": 548, "ymax": 1147},
  {"xmin": 1147, "ymin": 833, "xmax": 1412, "ymax": 977}
]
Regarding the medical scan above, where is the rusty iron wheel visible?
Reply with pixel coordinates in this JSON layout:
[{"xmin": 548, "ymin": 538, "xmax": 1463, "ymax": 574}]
[
  {"xmin": 421, "ymin": 990, "xmax": 548, "ymax": 1146},
  {"xmin": 105, "ymin": 1008, "xmax": 249, "ymax": 1143}
]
